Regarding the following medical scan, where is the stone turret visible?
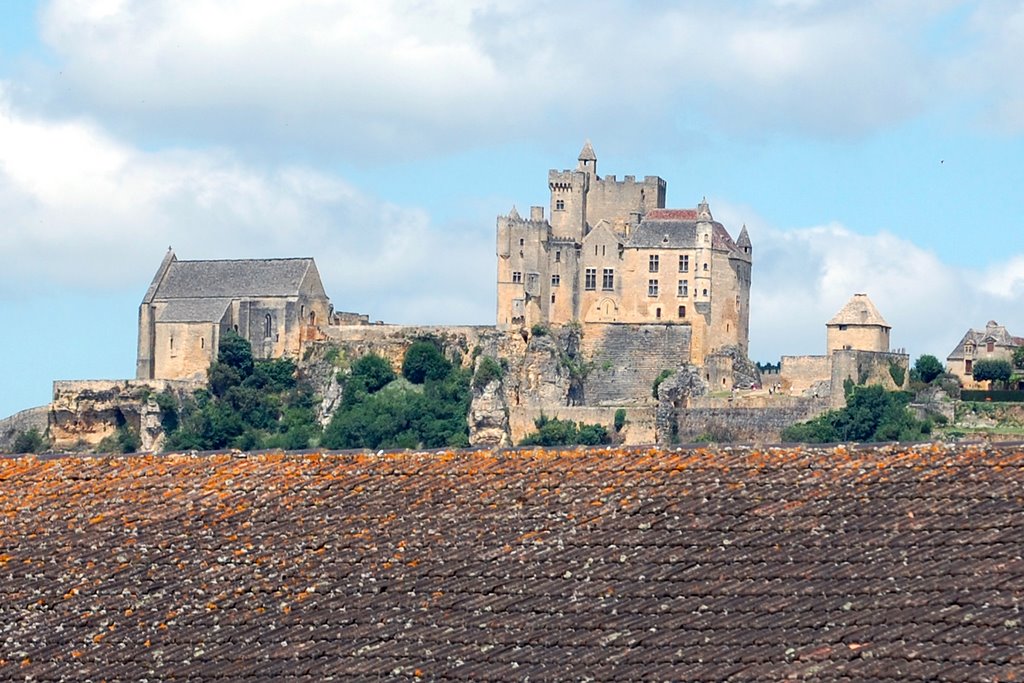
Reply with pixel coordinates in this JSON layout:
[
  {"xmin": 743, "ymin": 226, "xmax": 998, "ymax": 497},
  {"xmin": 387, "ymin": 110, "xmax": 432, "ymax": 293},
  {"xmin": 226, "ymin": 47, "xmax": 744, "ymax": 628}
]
[{"xmin": 578, "ymin": 140, "xmax": 597, "ymax": 176}]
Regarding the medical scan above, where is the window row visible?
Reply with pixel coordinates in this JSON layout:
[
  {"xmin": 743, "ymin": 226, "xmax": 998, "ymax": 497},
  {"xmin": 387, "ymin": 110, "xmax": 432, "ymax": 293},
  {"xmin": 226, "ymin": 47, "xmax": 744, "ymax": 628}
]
[
  {"xmin": 647, "ymin": 280, "xmax": 695, "ymax": 297},
  {"xmin": 649, "ymin": 254, "xmax": 700, "ymax": 273},
  {"xmin": 584, "ymin": 268, "xmax": 615, "ymax": 291}
]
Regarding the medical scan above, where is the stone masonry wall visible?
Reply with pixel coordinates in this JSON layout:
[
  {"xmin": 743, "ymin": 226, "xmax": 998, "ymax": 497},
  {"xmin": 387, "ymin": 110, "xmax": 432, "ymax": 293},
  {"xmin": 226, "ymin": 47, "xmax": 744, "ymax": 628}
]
[
  {"xmin": 667, "ymin": 396, "xmax": 830, "ymax": 443},
  {"xmin": 508, "ymin": 406, "xmax": 656, "ymax": 445},
  {"xmin": 581, "ymin": 323, "xmax": 692, "ymax": 406}
]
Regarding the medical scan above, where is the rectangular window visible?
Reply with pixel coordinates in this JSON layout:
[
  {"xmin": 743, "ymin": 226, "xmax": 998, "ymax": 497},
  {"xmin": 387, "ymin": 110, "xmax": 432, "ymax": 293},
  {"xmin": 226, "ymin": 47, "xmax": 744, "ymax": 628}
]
[
  {"xmin": 987, "ymin": 341, "xmax": 995, "ymax": 352},
  {"xmin": 555, "ymin": 199, "xmax": 565, "ymax": 211},
  {"xmin": 679, "ymin": 255, "xmax": 689, "ymax": 272},
  {"xmin": 677, "ymin": 280, "xmax": 688, "ymax": 297},
  {"xmin": 512, "ymin": 271, "xmax": 522, "ymax": 284},
  {"xmin": 551, "ymin": 274, "xmax": 560, "ymax": 287},
  {"xmin": 555, "ymin": 250, "xmax": 561, "ymax": 262},
  {"xmin": 678, "ymin": 305, "xmax": 686, "ymax": 318},
  {"xmin": 602, "ymin": 268, "xmax": 614, "ymax": 290},
  {"xmin": 648, "ymin": 279, "xmax": 659, "ymax": 297},
  {"xmin": 551, "ymin": 294, "xmax": 556, "ymax": 304},
  {"xmin": 649, "ymin": 254, "xmax": 660, "ymax": 273},
  {"xmin": 966, "ymin": 359, "xmax": 973, "ymax": 375},
  {"xmin": 585, "ymin": 268, "xmax": 597, "ymax": 290}
]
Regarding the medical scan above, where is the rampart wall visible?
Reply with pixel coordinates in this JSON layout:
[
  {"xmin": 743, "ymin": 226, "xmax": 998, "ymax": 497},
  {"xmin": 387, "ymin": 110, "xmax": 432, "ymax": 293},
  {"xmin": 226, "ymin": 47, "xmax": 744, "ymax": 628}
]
[{"xmin": 581, "ymin": 323, "xmax": 692, "ymax": 406}]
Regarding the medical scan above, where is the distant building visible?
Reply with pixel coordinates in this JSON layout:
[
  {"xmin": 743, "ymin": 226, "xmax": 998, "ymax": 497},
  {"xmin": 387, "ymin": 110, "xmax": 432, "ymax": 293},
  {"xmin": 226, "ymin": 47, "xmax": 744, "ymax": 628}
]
[
  {"xmin": 780, "ymin": 293, "xmax": 907, "ymax": 407},
  {"xmin": 136, "ymin": 249, "xmax": 332, "ymax": 380},
  {"xmin": 826, "ymin": 293, "xmax": 891, "ymax": 354},
  {"xmin": 946, "ymin": 320, "xmax": 1023, "ymax": 389},
  {"xmin": 496, "ymin": 141, "xmax": 752, "ymax": 365}
]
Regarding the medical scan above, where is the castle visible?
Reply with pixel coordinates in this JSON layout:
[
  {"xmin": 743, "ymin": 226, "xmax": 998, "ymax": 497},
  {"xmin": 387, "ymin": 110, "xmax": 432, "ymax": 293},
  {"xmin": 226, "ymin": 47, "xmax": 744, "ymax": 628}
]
[{"xmin": 496, "ymin": 141, "xmax": 751, "ymax": 366}]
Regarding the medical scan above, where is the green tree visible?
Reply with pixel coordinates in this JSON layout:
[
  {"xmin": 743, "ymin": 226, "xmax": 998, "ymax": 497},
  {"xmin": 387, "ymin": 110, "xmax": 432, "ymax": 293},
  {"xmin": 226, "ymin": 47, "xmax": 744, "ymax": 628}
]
[
  {"xmin": 913, "ymin": 354, "xmax": 944, "ymax": 384},
  {"xmin": 972, "ymin": 359, "xmax": 1012, "ymax": 388},
  {"xmin": 350, "ymin": 354, "xmax": 397, "ymax": 393},
  {"xmin": 782, "ymin": 385, "xmax": 930, "ymax": 443},
  {"xmin": 218, "ymin": 331, "xmax": 254, "ymax": 377},
  {"xmin": 402, "ymin": 341, "xmax": 452, "ymax": 384},
  {"xmin": 1013, "ymin": 346, "xmax": 1024, "ymax": 370}
]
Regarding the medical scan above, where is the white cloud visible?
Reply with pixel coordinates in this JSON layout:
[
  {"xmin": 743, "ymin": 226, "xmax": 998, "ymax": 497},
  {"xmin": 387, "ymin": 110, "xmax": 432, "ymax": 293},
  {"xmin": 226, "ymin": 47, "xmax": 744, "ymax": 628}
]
[
  {"xmin": 741, "ymin": 216, "xmax": 1024, "ymax": 364},
  {"xmin": 0, "ymin": 92, "xmax": 494, "ymax": 323},
  {"xmin": 28, "ymin": 0, "xmax": 957, "ymax": 160}
]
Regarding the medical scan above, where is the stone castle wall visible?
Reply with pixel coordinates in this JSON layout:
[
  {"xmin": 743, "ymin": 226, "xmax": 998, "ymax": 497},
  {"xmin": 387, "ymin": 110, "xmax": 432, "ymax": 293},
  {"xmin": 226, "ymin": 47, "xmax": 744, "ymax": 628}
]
[
  {"xmin": 508, "ymin": 406, "xmax": 656, "ymax": 445},
  {"xmin": 665, "ymin": 395, "xmax": 829, "ymax": 443},
  {"xmin": 779, "ymin": 355, "xmax": 832, "ymax": 394},
  {"xmin": 580, "ymin": 323, "xmax": 692, "ymax": 406}
]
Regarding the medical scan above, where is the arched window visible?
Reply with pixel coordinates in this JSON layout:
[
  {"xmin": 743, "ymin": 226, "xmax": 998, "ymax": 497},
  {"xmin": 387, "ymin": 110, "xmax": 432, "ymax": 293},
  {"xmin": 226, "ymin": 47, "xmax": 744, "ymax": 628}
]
[
  {"xmin": 309, "ymin": 311, "xmax": 316, "ymax": 325},
  {"xmin": 264, "ymin": 314, "xmax": 273, "ymax": 338}
]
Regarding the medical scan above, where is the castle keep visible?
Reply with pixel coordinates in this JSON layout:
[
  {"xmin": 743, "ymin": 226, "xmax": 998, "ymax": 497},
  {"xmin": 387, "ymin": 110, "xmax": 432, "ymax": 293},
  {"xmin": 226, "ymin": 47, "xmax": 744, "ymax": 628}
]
[{"xmin": 496, "ymin": 142, "xmax": 752, "ymax": 366}]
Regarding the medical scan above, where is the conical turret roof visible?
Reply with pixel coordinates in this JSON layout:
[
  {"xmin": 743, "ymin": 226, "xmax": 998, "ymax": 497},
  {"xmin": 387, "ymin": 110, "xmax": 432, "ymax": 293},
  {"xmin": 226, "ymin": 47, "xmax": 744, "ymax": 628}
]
[
  {"xmin": 827, "ymin": 293, "xmax": 890, "ymax": 328},
  {"xmin": 578, "ymin": 140, "xmax": 596, "ymax": 161}
]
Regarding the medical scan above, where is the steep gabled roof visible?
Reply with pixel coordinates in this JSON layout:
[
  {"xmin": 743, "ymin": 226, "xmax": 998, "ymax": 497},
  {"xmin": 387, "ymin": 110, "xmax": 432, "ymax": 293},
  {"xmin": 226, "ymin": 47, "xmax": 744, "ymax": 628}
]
[
  {"xmin": 627, "ymin": 210, "xmax": 739, "ymax": 254},
  {"xmin": 947, "ymin": 321, "xmax": 1023, "ymax": 360},
  {"xmin": 827, "ymin": 293, "xmax": 890, "ymax": 328},
  {"xmin": 151, "ymin": 258, "xmax": 316, "ymax": 300},
  {"xmin": 578, "ymin": 139, "xmax": 596, "ymax": 161},
  {"xmin": 2, "ymin": 444, "xmax": 1022, "ymax": 680}
]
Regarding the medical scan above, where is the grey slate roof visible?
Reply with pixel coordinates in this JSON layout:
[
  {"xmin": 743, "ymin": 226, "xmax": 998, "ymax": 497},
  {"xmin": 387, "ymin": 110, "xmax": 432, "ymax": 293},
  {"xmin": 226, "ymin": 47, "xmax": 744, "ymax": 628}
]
[
  {"xmin": 155, "ymin": 298, "xmax": 232, "ymax": 323},
  {"xmin": 627, "ymin": 210, "xmax": 740, "ymax": 254},
  {"xmin": 153, "ymin": 258, "xmax": 315, "ymax": 300},
  {"xmin": 2, "ymin": 444, "xmax": 1022, "ymax": 680},
  {"xmin": 827, "ymin": 293, "xmax": 890, "ymax": 328},
  {"xmin": 947, "ymin": 321, "xmax": 1024, "ymax": 360}
]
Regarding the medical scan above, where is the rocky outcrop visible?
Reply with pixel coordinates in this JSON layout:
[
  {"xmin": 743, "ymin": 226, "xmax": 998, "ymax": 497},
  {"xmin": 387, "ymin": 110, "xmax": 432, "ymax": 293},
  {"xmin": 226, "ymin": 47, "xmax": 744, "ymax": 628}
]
[
  {"xmin": 0, "ymin": 406, "xmax": 50, "ymax": 453},
  {"xmin": 49, "ymin": 379, "xmax": 201, "ymax": 453},
  {"xmin": 468, "ymin": 378, "xmax": 510, "ymax": 447},
  {"xmin": 654, "ymin": 365, "xmax": 708, "ymax": 442}
]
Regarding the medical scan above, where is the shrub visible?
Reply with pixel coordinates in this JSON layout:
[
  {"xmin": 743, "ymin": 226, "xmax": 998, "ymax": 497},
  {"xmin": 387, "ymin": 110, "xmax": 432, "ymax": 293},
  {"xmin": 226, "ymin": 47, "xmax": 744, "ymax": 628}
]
[
  {"xmin": 652, "ymin": 369, "xmax": 674, "ymax": 399},
  {"xmin": 614, "ymin": 408, "xmax": 627, "ymax": 432},
  {"xmin": 531, "ymin": 323, "xmax": 548, "ymax": 337},
  {"xmin": 12, "ymin": 428, "xmax": 45, "ymax": 454},
  {"xmin": 472, "ymin": 356, "xmax": 504, "ymax": 390},
  {"xmin": 519, "ymin": 415, "xmax": 611, "ymax": 447},
  {"xmin": 888, "ymin": 362, "xmax": 906, "ymax": 388}
]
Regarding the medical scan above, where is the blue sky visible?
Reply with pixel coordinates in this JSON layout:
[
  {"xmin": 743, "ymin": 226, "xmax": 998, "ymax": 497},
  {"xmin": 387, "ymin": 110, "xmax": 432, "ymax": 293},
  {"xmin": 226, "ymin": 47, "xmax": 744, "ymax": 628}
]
[{"xmin": 4, "ymin": 0, "xmax": 1024, "ymax": 418}]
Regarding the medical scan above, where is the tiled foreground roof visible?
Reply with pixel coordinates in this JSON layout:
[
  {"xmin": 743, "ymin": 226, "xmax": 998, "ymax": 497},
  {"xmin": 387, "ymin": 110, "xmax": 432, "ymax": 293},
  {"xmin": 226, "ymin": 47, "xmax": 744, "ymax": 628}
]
[{"xmin": 1, "ymin": 444, "xmax": 1022, "ymax": 680}]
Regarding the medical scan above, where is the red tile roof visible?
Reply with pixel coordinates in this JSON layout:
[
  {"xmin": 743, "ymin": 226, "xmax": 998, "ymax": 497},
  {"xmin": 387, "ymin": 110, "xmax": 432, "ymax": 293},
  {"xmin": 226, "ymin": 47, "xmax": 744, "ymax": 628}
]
[
  {"xmin": 645, "ymin": 208, "xmax": 698, "ymax": 220},
  {"xmin": 1, "ymin": 444, "xmax": 1023, "ymax": 679}
]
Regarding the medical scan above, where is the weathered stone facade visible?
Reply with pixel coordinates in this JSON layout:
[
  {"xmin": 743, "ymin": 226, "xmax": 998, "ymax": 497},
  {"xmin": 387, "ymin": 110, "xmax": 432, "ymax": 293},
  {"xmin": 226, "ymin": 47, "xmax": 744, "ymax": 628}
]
[{"xmin": 496, "ymin": 142, "xmax": 752, "ymax": 366}]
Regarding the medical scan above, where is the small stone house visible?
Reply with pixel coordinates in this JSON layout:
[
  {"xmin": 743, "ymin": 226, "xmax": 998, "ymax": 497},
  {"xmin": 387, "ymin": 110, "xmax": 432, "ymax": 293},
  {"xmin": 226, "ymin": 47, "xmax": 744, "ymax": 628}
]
[
  {"xmin": 136, "ymin": 249, "xmax": 333, "ymax": 380},
  {"xmin": 946, "ymin": 320, "xmax": 1023, "ymax": 389},
  {"xmin": 826, "ymin": 293, "xmax": 891, "ymax": 354}
]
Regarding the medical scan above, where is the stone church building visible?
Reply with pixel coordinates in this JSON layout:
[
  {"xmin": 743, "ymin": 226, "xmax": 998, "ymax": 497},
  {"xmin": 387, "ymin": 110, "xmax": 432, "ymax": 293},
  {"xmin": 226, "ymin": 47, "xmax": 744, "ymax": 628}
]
[
  {"xmin": 136, "ymin": 249, "xmax": 332, "ymax": 380},
  {"xmin": 496, "ymin": 142, "xmax": 752, "ymax": 366}
]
